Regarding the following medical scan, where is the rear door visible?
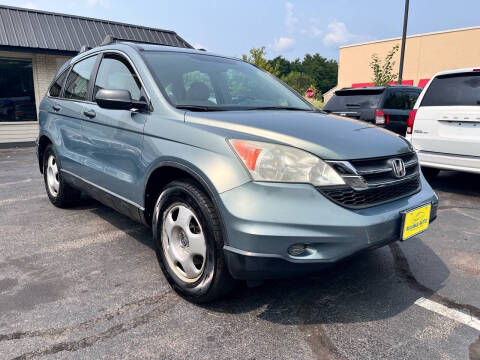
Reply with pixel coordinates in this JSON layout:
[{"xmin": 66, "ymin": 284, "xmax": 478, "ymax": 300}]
[
  {"xmin": 323, "ymin": 89, "xmax": 384, "ymax": 122},
  {"xmin": 51, "ymin": 55, "xmax": 98, "ymax": 175},
  {"xmin": 382, "ymin": 88, "xmax": 420, "ymax": 135},
  {"xmin": 412, "ymin": 72, "xmax": 480, "ymax": 156}
]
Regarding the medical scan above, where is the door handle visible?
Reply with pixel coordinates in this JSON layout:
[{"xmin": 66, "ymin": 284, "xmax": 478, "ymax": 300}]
[
  {"xmin": 83, "ymin": 109, "xmax": 96, "ymax": 118},
  {"xmin": 52, "ymin": 104, "xmax": 61, "ymax": 112}
]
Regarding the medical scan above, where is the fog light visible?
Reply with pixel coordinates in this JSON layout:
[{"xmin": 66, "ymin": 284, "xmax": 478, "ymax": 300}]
[{"xmin": 288, "ymin": 244, "xmax": 307, "ymax": 256}]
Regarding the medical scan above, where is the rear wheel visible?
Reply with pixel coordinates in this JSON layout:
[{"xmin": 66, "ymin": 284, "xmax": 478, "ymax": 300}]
[
  {"xmin": 421, "ymin": 167, "xmax": 440, "ymax": 180},
  {"xmin": 152, "ymin": 180, "xmax": 235, "ymax": 303},
  {"xmin": 43, "ymin": 144, "xmax": 81, "ymax": 207}
]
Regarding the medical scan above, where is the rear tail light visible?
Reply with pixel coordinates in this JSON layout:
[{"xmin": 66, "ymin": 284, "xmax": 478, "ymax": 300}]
[
  {"xmin": 375, "ymin": 109, "xmax": 389, "ymax": 125},
  {"xmin": 407, "ymin": 109, "xmax": 417, "ymax": 134}
]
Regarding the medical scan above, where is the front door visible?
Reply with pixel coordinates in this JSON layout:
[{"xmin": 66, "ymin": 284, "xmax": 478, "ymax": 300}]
[{"xmin": 80, "ymin": 52, "xmax": 147, "ymax": 207}]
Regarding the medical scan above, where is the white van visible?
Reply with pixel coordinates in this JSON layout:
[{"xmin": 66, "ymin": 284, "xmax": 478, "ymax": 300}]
[{"xmin": 406, "ymin": 68, "xmax": 480, "ymax": 177}]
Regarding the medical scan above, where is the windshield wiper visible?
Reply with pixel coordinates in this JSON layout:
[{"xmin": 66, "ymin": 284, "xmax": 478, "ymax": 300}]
[
  {"xmin": 175, "ymin": 105, "xmax": 228, "ymax": 112},
  {"xmin": 246, "ymin": 106, "xmax": 313, "ymax": 111}
]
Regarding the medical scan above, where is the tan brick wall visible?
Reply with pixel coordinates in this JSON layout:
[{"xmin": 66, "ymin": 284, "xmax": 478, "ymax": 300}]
[
  {"xmin": 32, "ymin": 53, "xmax": 71, "ymax": 114},
  {"xmin": 338, "ymin": 26, "xmax": 480, "ymax": 89},
  {"xmin": 0, "ymin": 51, "xmax": 71, "ymax": 143}
]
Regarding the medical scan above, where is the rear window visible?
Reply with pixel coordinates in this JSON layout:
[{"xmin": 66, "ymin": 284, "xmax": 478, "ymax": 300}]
[
  {"xmin": 324, "ymin": 89, "xmax": 383, "ymax": 111},
  {"xmin": 382, "ymin": 90, "xmax": 420, "ymax": 110},
  {"xmin": 421, "ymin": 72, "xmax": 480, "ymax": 106},
  {"xmin": 49, "ymin": 69, "xmax": 68, "ymax": 98}
]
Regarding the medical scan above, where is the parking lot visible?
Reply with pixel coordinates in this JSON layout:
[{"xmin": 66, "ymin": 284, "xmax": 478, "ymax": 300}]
[{"xmin": 0, "ymin": 146, "xmax": 479, "ymax": 360}]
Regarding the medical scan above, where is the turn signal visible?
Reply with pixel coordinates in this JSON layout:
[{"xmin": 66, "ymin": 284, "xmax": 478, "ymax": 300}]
[{"xmin": 230, "ymin": 140, "xmax": 262, "ymax": 170}]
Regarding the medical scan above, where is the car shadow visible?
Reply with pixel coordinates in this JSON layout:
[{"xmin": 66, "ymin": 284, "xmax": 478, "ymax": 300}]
[
  {"xmin": 69, "ymin": 195, "xmax": 155, "ymax": 250},
  {"xmin": 203, "ymin": 238, "xmax": 449, "ymax": 326},
  {"xmin": 75, "ymin": 195, "xmax": 450, "ymax": 327},
  {"xmin": 428, "ymin": 170, "xmax": 480, "ymax": 198}
]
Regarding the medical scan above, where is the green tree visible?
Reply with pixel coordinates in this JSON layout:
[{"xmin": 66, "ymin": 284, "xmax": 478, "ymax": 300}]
[
  {"xmin": 242, "ymin": 46, "xmax": 280, "ymax": 76},
  {"xmin": 370, "ymin": 45, "xmax": 399, "ymax": 86},
  {"xmin": 281, "ymin": 71, "xmax": 315, "ymax": 95},
  {"xmin": 242, "ymin": 47, "xmax": 338, "ymax": 95},
  {"xmin": 301, "ymin": 54, "xmax": 338, "ymax": 95},
  {"xmin": 268, "ymin": 56, "xmax": 291, "ymax": 78}
]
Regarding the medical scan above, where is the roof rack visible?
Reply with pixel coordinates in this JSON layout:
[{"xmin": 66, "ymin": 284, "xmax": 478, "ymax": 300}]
[
  {"xmin": 100, "ymin": 34, "xmax": 169, "ymax": 47},
  {"xmin": 79, "ymin": 45, "xmax": 92, "ymax": 53}
]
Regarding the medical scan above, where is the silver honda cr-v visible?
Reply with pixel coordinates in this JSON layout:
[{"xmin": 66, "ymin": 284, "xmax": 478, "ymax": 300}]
[{"xmin": 36, "ymin": 38, "xmax": 438, "ymax": 302}]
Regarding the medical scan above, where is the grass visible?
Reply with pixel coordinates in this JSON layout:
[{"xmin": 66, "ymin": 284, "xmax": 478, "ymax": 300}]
[{"xmin": 304, "ymin": 97, "xmax": 324, "ymax": 109}]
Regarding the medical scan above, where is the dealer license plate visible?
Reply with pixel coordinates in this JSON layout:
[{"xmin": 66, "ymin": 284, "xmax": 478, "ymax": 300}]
[{"xmin": 401, "ymin": 203, "xmax": 431, "ymax": 240}]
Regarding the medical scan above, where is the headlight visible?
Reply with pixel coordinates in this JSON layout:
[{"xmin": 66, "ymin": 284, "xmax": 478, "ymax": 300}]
[{"xmin": 229, "ymin": 139, "xmax": 345, "ymax": 186}]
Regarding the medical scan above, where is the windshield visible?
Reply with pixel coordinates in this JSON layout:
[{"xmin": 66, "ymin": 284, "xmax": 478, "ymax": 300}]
[{"xmin": 143, "ymin": 52, "xmax": 313, "ymax": 111}]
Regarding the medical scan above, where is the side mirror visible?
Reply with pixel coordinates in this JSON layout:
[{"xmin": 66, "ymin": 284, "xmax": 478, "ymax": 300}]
[{"xmin": 95, "ymin": 89, "xmax": 149, "ymax": 111}]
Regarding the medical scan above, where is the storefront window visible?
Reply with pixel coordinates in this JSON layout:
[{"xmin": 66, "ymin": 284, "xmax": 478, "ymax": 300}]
[{"xmin": 0, "ymin": 58, "xmax": 37, "ymax": 122}]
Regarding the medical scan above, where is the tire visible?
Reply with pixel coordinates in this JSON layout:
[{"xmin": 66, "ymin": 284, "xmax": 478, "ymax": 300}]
[
  {"xmin": 43, "ymin": 144, "xmax": 81, "ymax": 208},
  {"xmin": 421, "ymin": 167, "xmax": 440, "ymax": 180},
  {"xmin": 152, "ymin": 179, "xmax": 235, "ymax": 303}
]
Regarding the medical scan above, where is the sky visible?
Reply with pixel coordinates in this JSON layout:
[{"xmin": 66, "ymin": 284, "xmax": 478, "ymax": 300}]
[{"xmin": 4, "ymin": 0, "xmax": 480, "ymax": 61}]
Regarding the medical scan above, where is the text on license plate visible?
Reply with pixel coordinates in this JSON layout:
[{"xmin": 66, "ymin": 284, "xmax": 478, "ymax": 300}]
[{"xmin": 402, "ymin": 203, "xmax": 431, "ymax": 240}]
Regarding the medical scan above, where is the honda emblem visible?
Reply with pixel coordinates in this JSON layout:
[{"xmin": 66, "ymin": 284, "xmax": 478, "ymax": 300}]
[{"xmin": 389, "ymin": 158, "xmax": 406, "ymax": 178}]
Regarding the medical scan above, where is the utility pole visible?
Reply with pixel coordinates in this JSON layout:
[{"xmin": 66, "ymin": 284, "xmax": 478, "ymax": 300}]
[{"xmin": 398, "ymin": 0, "xmax": 409, "ymax": 84}]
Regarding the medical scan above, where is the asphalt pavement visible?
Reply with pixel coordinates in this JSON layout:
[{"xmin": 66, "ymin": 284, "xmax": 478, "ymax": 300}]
[{"xmin": 0, "ymin": 147, "xmax": 479, "ymax": 360}]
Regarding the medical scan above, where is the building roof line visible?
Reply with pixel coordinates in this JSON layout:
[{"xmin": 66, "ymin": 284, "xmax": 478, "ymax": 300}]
[
  {"xmin": 0, "ymin": 4, "xmax": 179, "ymax": 35},
  {"xmin": 340, "ymin": 25, "xmax": 480, "ymax": 49}
]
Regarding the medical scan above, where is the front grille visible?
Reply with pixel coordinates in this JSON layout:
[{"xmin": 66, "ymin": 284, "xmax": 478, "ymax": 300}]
[
  {"xmin": 321, "ymin": 152, "xmax": 421, "ymax": 209},
  {"xmin": 321, "ymin": 177, "xmax": 420, "ymax": 209},
  {"xmin": 350, "ymin": 152, "xmax": 418, "ymax": 186}
]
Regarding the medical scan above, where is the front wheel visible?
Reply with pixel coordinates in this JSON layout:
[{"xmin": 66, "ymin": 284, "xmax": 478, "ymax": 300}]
[{"xmin": 152, "ymin": 180, "xmax": 235, "ymax": 303}]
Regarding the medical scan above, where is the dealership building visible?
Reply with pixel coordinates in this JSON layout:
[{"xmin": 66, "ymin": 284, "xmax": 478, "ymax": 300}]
[
  {"xmin": 325, "ymin": 26, "xmax": 480, "ymax": 102},
  {"xmin": 0, "ymin": 5, "xmax": 191, "ymax": 145}
]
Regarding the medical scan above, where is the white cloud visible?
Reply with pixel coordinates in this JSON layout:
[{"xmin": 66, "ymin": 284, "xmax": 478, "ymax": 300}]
[
  {"xmin": 310, "ymin": 25, "xmax": 323, "ymax": 38},
  {"xmin": 323, "ymin": 21, "xmax": 354, "ymax": 47},
  {"xmin": 285, "ymin": 2, "xmax": 298, "ymax": 34},
  {"xmin": 21, "ymin": 2, "xmax": 38, "ymax": 9},
  {"xmin": 273, "ymin": 37, "xmax": 296, "ymax": 52}
]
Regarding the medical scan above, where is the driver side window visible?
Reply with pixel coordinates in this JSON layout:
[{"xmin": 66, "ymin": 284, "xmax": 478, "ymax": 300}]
[{"xmin": 94, "ymin": 54, "xmax": 142, "ymax": 101}]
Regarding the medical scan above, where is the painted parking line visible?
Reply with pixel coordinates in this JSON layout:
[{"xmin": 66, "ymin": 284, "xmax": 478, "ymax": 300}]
[
  {"xmin": 0, "ymin": 178, "xmax": 32, "ymax": 187},
  {"xmin": 0, "ymin": 193, "xmax": 46, "ymax": 206},
  {"xmin": 415, "ymin": 297, "xmax": 480, "ymax": 331}
]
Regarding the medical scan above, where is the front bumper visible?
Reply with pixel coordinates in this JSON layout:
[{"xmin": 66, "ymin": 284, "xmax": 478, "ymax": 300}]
[{"xmin": 218, "ymin": 175, "xmax": 438, "ymax": 280}]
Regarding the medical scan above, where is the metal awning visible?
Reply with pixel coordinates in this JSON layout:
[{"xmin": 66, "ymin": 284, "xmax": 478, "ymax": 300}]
[{"xmin": 0, "ymin": 5, "xmax": 192, "ymax": 55}]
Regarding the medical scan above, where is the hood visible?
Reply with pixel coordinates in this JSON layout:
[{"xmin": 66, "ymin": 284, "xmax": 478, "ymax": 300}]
[{"xmin": 185, "ymin": 110, "xmax": 412, "ymax": 160}]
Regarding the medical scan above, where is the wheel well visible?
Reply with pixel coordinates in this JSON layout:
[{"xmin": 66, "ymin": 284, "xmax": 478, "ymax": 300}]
[
  {"xmin": 144, "ymin": 165, "xmax": 212, "ymax": 226},
  {"xmin": 37, "ymin": 136, "xmax": 52, "ymax": 173}
]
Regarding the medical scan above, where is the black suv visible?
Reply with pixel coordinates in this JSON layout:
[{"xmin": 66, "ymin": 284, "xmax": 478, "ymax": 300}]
[{"xmin": 323, "ymin": 86, "xmax": 421, "ymax": 135}]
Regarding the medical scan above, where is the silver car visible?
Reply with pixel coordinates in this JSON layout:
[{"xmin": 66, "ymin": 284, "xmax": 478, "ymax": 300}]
[{"xmin": 36, "ymin": 38, "xmax": 438, "ymax": 302}]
